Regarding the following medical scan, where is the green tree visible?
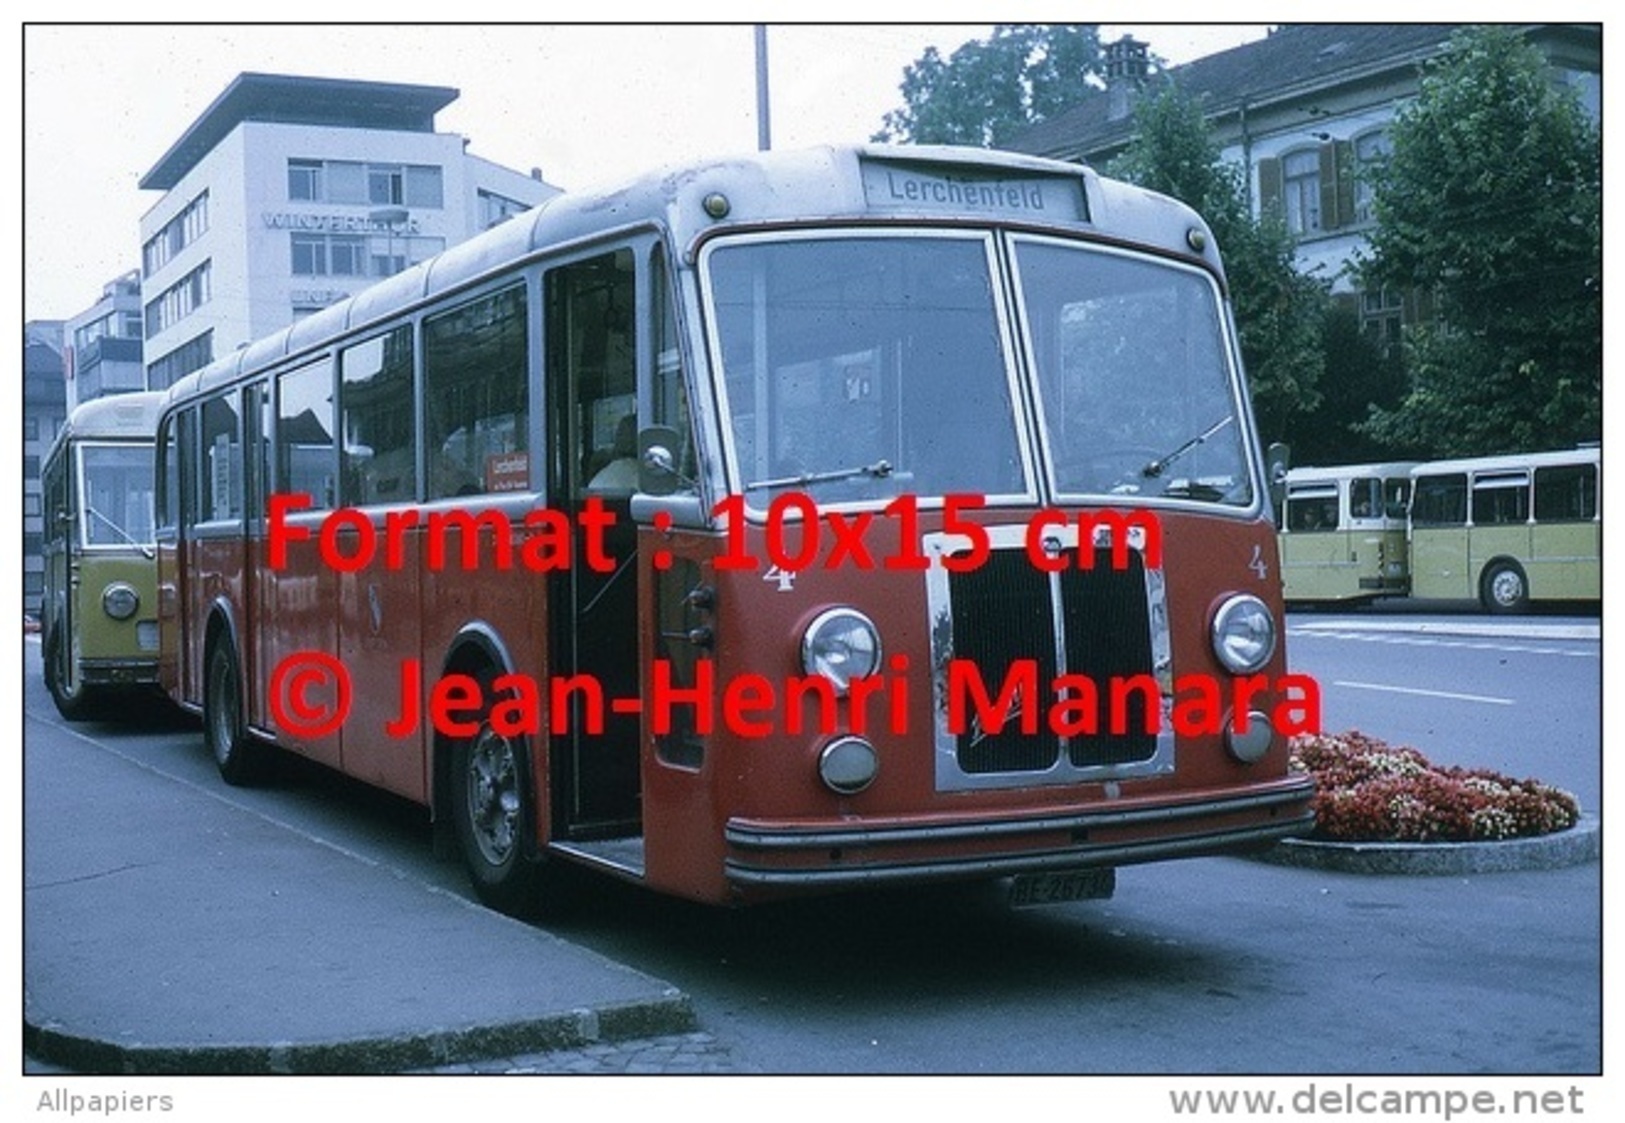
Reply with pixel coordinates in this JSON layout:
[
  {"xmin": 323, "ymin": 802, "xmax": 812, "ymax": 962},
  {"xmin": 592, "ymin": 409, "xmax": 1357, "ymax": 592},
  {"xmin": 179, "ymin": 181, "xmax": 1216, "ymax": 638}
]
[
  {"xmin": 1108, "ymin": 84, "xmax": 1328, "ymax": 447},
  {"xmin": 1358, "ymin": 25, "xmax": 1601, "ymax": 457},
  {"xmin": 874, "ymin": 25, "xmax": 1104, "ymax": 147}
]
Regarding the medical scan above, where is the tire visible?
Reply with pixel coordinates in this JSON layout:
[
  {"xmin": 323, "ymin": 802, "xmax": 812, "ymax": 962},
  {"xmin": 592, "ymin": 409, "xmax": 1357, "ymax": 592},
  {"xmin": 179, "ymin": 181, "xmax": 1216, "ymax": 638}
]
[
  {"xmin": 1481, "ymin": 561, "xmax": 1530, "ymax": 615},
  {"xmin": 449, "ymin": 672, "xmax": 546, "ymax": 916},
  {"xmin": 44, "ymin": 627, "xmax": 102, "ymax": 721},
  {"xmin": 205, "ymin": 639, "xmax": 269, "ymax": 785}
]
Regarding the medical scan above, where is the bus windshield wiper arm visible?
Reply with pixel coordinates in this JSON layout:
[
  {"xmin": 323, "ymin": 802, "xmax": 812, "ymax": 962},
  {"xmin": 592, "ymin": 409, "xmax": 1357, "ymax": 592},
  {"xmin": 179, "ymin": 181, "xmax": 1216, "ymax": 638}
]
[
  {"xmin": 87, "ymin": 505, "xmax": 154, "ymax": 558},
  {"xmin": 1141, "ymin": 416, "xmax": 1233, "ymax": 479},
  {"xmin": 744, "ymin": 459, "xmax": 893, "ymax": 493}
]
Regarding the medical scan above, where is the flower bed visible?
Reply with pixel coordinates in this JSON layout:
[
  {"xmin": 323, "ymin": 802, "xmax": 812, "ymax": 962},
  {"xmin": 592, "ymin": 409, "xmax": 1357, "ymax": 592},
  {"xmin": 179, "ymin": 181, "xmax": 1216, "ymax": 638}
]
[{"xmin": 1288, "ymin": 730, "xmax": 1581, "ymax": 843}]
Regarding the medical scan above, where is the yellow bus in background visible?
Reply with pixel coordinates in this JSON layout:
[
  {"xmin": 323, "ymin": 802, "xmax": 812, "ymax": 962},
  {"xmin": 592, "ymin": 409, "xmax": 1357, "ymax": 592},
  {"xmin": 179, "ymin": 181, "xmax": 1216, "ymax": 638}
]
[
  {"xmin": 1278, "ymin": 462, "xmax": 1417, "ymax": 604},
  {"xmin": 39, "ymin": 391, "xmax": 165, "ymax": 719},
  {"xmin": 1408, "ymin": 447, "xmax": 1600, "ymax": 612}
]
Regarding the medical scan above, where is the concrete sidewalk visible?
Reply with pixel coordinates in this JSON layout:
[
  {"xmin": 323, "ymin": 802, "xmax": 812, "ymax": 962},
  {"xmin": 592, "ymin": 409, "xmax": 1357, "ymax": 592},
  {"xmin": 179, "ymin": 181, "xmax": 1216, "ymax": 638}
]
[{"xmin": 23, "ymin": 703, "xmax": 694, "ymax": 1075}]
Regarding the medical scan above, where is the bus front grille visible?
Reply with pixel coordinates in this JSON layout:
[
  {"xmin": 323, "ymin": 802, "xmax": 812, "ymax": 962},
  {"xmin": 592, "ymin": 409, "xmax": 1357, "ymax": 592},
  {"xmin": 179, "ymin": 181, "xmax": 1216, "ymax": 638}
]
[{"xmin": 925, "ymin": 527, "xmax": 1173, "ymax": 792}]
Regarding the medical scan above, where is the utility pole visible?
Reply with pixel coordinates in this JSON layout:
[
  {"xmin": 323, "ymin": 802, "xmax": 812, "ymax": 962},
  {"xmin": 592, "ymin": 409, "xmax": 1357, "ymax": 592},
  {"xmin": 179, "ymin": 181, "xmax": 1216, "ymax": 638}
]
[{"xmin": 755, "ymin": 25, "xmax": 771, "ymax": 151}]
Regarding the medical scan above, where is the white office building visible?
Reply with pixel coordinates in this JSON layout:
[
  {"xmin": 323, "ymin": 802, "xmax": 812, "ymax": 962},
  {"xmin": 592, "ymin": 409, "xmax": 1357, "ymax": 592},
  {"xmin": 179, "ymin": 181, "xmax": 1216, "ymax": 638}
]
[{"xmin": 137, "ymin": 72, "xmax": 560, "ymax": 390}]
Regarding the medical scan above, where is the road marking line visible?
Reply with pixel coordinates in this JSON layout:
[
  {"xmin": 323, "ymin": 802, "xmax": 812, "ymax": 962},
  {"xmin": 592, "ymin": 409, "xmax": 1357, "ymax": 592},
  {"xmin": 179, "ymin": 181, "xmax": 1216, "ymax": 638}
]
[
  {"xmin": 1289, "ymin": 629, "xmax": 1597, "ymax": 657},
  {"xmin": 1330, "ymin": 680, "xmax": 1514, "ymax": 706}
]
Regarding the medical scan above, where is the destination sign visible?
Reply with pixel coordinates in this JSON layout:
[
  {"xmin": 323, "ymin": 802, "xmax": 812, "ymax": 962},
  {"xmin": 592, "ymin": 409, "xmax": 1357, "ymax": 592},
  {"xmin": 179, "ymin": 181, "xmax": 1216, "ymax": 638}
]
[{"xmin": 860, "ymin": 161, "xmax": 1087, "ymax": 222}]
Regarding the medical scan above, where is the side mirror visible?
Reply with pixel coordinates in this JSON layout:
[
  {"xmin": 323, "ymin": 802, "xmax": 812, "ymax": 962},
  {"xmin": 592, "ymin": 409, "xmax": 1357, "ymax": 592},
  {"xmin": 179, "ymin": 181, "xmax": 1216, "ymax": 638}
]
[
  {"xmin": 1265, "ymin": 442, "xmax": 1290, "ymax": 514},
  {"xmin": 638, "ymin": 424, "xmax": 683, "ymax": 496}
]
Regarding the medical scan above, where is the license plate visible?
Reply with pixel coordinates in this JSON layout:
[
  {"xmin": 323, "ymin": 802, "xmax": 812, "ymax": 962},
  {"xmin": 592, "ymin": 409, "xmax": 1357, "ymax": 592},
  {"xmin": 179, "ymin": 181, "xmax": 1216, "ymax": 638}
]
[{"xmin": 1008, "ymin": 867, "xmax": 1116, "ymax": 907}]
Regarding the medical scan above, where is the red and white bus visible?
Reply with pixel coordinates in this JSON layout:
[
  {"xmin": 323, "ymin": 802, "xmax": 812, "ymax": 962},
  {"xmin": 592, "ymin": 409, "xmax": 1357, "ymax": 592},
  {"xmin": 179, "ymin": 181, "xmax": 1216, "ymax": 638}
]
[{"xmin": 156, "ymin": 145, "xmax": 1315, "ymax": 913}]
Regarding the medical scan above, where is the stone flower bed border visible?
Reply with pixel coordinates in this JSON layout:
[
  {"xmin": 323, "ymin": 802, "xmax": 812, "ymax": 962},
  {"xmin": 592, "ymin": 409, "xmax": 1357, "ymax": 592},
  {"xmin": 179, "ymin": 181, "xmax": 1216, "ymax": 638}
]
[{"xmin": 1254, "ymin": 730, "xmax": 1599, "ymax": 875}]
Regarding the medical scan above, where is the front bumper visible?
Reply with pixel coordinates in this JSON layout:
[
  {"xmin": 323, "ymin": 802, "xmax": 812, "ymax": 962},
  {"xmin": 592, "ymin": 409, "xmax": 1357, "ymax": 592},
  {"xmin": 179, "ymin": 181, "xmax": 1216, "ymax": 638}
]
[
  {"xmin": 78, "ymin": 657, "xmax": 161, "ymax": 688},
  {"xmin": 724, "ymin": 778, "xmax": 1315, "ymax": 889}
]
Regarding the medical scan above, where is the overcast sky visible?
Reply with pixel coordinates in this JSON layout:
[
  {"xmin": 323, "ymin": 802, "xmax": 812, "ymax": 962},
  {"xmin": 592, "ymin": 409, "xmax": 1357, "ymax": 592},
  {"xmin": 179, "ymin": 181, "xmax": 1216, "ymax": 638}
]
[{"xmin": 20, "ymin": 22, "xmax": 1276, "ymax": 323}]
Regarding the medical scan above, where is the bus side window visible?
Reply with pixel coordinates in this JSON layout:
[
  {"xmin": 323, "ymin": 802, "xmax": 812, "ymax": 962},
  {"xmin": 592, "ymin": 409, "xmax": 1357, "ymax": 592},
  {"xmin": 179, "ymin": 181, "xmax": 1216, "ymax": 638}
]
[
  {"xmin": 277, "ymin": 359, "xmax": 338, "ymax": 510},
  {"xmin": 1286, "ymin": 491, "xmax": 1337, "ymax": 531},
  {"xmin": 423, "ymin": 285, "xmax": 529, "ymax": 499},
  {"xmin": 1411, "ymin": 474, "xmax": 1466, "ymax": 526},
  {"xmin": 341, "ymin": 326, "xmax": 416, "ymax": 505},
  {"xmin": 199, "ymin": 393, "xmax": 243, "ymax": 523},
  {"xmin": 1534, "ymin": 463, "xmax": 1597, "ymax": 522},
  {"xmin": 649, "ymin": 243, "xmax": 696, "ymax": 489}
]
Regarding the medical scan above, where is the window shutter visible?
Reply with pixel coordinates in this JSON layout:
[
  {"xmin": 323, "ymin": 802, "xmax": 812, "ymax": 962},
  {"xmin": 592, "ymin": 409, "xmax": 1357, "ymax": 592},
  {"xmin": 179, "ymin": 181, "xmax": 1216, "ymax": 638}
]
[
  {"xmin": 1317, "ymin": 143, "xmax": 1343, "ymax": 230},
  {"xmin": 1256, "ymin": 156, "xmax": 1283, "ymax": 220}
]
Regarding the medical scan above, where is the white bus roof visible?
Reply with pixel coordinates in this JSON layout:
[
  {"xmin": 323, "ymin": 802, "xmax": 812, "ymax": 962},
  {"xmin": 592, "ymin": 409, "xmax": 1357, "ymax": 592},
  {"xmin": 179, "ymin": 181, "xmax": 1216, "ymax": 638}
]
[
  {"xmin": 1411, "ymin": 447, "xmax": 1600, "ymax": 477},
  {"xmin": 165, "ymin": 144, "xmax": 1227, "ymax": 409},
  {"xmin": 1285, "ymin": 461, "xmax": 1420, "ymax": 484},
  {"xmin": 51, "ymin": 390, "xmax": 166, "ymax": 448}
]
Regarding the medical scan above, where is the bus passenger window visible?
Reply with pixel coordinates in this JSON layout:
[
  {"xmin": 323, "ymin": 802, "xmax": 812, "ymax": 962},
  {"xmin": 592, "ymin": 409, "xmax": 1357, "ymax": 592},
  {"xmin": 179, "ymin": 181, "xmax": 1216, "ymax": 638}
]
[
  {"xmin": 341, "ymin": 326, "xmax": 415, "ymax": 504},
  {"xmin": 277, "ymin": 360, "xmax": 337, "ymax": 510},
  {"xmin": 199, "ymin": 393, "xmax": 242, "ymax": 523},
  {"xmin": 1534, "ymin": 463, "xmax": 1597, "ymax": 522},
  {"xmin": 1411, "ymin": 474, "xmax": 1466, "ymax": 527},
  {"xmin": 424, "ymin": 285, "xmax": 529, "ymax": 498},
  {"xmin": 1286, "ymin": 491, "xmax": 1337, "ymax": 531}
]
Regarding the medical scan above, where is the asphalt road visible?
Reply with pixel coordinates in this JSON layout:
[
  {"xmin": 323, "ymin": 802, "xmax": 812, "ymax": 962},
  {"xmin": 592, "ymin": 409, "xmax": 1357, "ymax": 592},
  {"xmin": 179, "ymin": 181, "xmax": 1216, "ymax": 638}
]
[{"xmin": 20, "ymin": 611, "xmax": 1602, "ymax": 1076}]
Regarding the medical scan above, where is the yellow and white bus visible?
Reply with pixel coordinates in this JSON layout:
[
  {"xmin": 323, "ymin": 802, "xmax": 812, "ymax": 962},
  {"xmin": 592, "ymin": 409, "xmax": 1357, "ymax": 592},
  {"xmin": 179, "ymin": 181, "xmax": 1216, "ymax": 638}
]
[
  {"xmin": 39, "ymin": 391, "xmax": 165, "ymax": 718},
  {"xmin": 1408, "ymin": 447, "xmax": 1600, "ymax": 612},
  {"xmin": 1278, "ymin": 462, "xmax": 1417, "ymax": 604}
]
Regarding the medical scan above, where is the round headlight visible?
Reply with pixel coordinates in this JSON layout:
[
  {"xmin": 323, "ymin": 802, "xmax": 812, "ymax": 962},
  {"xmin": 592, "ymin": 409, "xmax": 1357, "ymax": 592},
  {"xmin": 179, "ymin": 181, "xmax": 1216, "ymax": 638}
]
[
  {"xmin": 801, "ymin": 608, "xmax": 882, "ymax": 694},
  {"xmin": 1211, "ymin": 594, "xmax": 1277, "ymax": 674},
  {"xmin": 102, "ymin": 582, "xmax": 140, "ymax": 621}
]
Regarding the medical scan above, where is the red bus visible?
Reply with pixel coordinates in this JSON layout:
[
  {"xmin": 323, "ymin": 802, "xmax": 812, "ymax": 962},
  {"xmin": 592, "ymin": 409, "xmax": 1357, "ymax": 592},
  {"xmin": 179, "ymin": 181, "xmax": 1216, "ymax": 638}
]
[{"xmin": 156, "ymin": 145, "xmax": 1315, "ymax": 913}]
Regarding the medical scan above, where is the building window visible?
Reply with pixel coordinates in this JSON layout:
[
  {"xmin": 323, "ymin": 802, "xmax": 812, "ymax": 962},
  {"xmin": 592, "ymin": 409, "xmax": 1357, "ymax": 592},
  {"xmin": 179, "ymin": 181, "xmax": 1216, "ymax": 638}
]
[
  {"xmin": 143, "ymin": 191, "xmax": 209, "ymax": 276},
  {"xmin": 289, "ymin": 159, "xmax": 322, "ymax": 201},
  {"xmin": 1282, "ymin": 149, "xmax": 1321, "ymax": 236},
  {"xmin": 291, "ymin": 234, "xmax": 327, "ymax": 275},
  {"xmin": 328, "ymin": 236, "xmax": 368, "ymax": 276},
  {"xmin": 479, "ymin": 190, "xmax": 530, "ymax": 228},
  {"xmin": 145, "ymin": 262, "xmax": 212, "ymax": 335},
  {"xmin": 290, "ymin": 158, "xmax": 443, "ymax": 208},
  {"xmin": 1360, "ymin": 287, "xmax": 1405, "ymax": 357},
  {"xmin": 25, "ymin": 493, "xmax": 42, "ymax": 517},
  {"xmin": 369, "ymin": 165, "xmax": 405, "ymax": 206},
  {"xmin": 147, "ymin": 330, "xmax": 213, "ymax": 390},
  {"xmin": 324, "ymin": 161, "xmax": 367, "ymax": 204},
  {"xmin": 1353, "ymin": 130, "xmax": 1390, "ymax": 225}
]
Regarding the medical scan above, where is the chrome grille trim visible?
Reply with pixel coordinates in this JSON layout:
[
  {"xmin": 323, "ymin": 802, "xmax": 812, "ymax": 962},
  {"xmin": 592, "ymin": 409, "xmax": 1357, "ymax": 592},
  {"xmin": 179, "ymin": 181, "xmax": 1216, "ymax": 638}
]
[{"xmin": 926, "ymin": 521, "xmax": 1175, "ymax": 792}]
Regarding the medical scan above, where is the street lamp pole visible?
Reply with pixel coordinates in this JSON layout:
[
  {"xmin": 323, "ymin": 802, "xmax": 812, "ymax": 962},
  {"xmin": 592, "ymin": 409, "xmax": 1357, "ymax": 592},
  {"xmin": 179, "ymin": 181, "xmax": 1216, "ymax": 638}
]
[
  {"xmin": 368, "ymin": 207, "xmax": 409, "ymax": 276},
  {"xmin": 755, "ymin": 25, "xmax": 771, "ymax": 152}
]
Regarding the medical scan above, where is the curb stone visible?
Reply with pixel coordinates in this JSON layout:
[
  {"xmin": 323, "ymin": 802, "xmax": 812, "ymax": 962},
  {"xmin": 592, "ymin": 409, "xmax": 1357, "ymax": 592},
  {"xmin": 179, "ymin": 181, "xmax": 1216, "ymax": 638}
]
[
  {"xmin": 1251, "ymin": 813, "xmax": 1599, "ymax": 876},
  {"xmin": 22, "ymin": 990, "xmax": 696, "ymax": 1076}
]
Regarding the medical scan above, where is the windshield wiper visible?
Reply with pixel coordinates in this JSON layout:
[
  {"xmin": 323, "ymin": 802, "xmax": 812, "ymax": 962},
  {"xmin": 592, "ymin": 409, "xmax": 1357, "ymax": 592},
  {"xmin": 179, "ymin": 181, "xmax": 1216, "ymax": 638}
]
[
  {"xmin": 1140, "ymin": 416, "xmax": 1233, "ymax": 480},
  {"xmin": 744, "ymin": 459, "xmax": 894, "ymax": 494},
  {"xmin": 86, "ymin": 505, "xmax": 154, "ymax": 558}
]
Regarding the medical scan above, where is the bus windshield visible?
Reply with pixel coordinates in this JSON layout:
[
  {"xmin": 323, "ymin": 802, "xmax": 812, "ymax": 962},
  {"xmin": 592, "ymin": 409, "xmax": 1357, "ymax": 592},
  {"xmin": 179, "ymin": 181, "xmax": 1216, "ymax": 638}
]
[
  {"xmin": 1015, "ymin": 239, "xmax": 1252, "ymax": 506},
  {"xmin": 706, "ymin": 233, "xmax": 1029, "ymax": 503},
  {"xmin": 704, "ymin": 231, "xmax": 1254, "ymax": 508},
  {"xmin": 80, "ymin": 444, "xmax": 156, "ymax": 548}
]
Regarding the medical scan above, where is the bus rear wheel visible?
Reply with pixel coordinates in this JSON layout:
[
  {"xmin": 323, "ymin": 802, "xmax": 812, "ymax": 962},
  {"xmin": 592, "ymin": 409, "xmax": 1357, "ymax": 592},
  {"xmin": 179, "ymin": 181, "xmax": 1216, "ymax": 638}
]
[
  {"xmin": 449, "ymin": 682, "xmax": 545, "ymax": 916},
  {"xmin": 205, "ymin": 639, "xmax": 269, "ymax": 785},
  {"xmin": 1481, "ymin": 562, "xmax": 1529, "ymax": 614}
]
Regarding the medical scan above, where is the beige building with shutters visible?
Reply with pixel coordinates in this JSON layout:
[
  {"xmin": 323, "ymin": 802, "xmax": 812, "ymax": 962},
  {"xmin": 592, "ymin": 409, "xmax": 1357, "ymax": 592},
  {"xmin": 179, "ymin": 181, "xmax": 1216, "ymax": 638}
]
[{"xmin": 1010, "ymin": 24, "xmax": 1599, "ymax": 347}]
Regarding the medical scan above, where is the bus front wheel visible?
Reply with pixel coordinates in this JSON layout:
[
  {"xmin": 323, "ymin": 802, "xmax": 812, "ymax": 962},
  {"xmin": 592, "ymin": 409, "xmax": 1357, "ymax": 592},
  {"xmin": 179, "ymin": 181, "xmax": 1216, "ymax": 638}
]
[
  {"xmin": 449, "ymin": 677, "xmax": 545, "ymax": 916},
  {"xmin": 205, "ymin": 639, "xmax": 269, "ymax": 785},
  {"xmin": 44, "ymin": 628, "xmax": 101, "ymax": 721},
  {"xmin": 1481, "ymin": 562, "xmax": 1529, "ymax": 614}
]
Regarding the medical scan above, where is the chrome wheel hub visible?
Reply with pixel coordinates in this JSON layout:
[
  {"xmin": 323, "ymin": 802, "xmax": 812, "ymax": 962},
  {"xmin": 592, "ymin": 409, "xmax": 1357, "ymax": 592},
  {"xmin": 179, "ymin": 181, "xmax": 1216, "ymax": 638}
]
[{"xmin": 467, "ymin": 728, "xmax": 520, "ymax": 866}]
